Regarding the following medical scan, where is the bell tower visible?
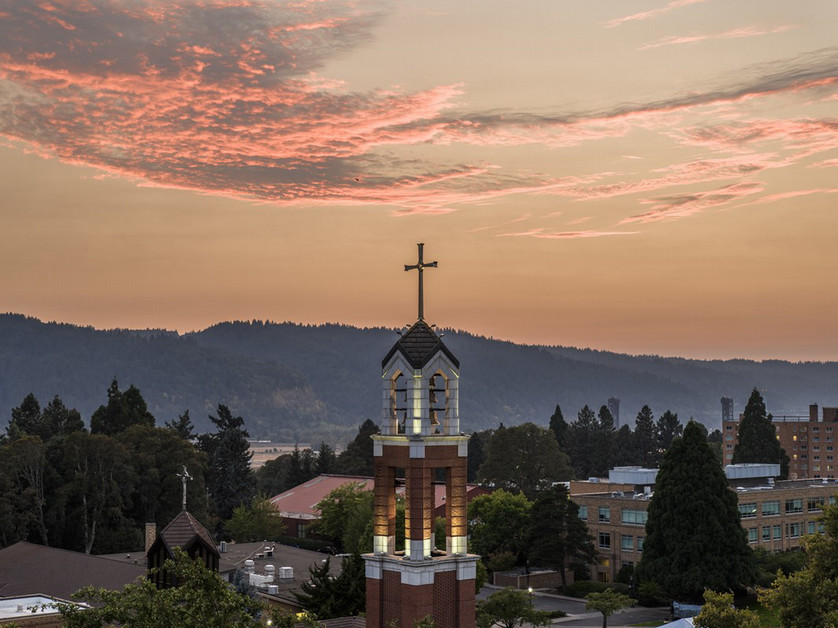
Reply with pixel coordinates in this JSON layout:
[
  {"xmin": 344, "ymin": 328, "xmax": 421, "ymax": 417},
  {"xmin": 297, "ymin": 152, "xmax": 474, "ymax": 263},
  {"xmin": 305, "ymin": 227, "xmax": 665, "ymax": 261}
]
[{"xmin": 364, "ymin": 244, "xmax": 477, "ymax": 628}]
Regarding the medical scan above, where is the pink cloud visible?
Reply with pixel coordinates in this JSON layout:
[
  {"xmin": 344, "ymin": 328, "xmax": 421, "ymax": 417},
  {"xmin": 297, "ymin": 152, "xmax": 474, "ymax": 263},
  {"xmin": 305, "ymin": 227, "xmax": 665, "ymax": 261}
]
[
  {"xmin": 500, "ymin": 229, "xmax": 640, "ymax": 239},
  {"xmin": 604, "ymin": 0, "xmax": 707, "ymax": 29},
  {"xmin": 640, "ymin": 25, "xmax": 798, "ymax": 50}
]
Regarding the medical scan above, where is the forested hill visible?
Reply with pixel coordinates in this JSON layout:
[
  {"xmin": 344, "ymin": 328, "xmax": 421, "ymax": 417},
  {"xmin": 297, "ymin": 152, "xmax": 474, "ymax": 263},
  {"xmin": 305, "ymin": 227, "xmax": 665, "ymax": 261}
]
[{"xmin": 2, "ymin": 313, "xmax": 838, "ymax": 444}]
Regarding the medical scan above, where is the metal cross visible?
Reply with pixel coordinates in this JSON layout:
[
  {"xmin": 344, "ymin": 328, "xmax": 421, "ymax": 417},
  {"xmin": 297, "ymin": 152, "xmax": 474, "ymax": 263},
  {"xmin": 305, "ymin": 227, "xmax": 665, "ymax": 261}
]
[
  {"xmin": 177, "ymin": 465, "xmax": 192, "ymax": 511},
  {"xmin": 404, "ymin": 243, "xmax": 437, "ymax": 321}
]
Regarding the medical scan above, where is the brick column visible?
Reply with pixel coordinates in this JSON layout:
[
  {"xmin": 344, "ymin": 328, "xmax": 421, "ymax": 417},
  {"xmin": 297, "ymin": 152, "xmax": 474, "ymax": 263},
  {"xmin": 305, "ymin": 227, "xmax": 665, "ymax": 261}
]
[
  {"xmin": 406, "ymin": 458, "xmax": 432, "ymax": 560},
  {"xmin": 373, "ymin": 461, "xmax": 396, "ymax": 554},
  {"xmin": 446, "ymin": 457, "xmax": 468, "ymax": 554}
]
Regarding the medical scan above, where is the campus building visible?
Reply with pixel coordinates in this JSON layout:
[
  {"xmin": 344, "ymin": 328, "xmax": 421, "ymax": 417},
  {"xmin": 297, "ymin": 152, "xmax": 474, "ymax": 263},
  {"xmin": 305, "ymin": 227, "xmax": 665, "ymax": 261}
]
[
  {"xmin": 722, "ymin": 404, "xmax": 838, "ymax": 478},
  {"xmin": 572, "ymin": 465, "xmax": 838, "ymax": 582}
]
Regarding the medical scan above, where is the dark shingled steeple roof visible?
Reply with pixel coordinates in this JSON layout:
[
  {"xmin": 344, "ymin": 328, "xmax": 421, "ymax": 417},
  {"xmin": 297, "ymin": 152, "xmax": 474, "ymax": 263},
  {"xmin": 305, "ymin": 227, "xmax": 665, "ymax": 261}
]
[
  {"xmin": 159, "ymin": 510, "xmax": 219, "ymax": 557},
  {"xmin": 382, "ymin": 319, "xmax": 459, "ymax": 369}
]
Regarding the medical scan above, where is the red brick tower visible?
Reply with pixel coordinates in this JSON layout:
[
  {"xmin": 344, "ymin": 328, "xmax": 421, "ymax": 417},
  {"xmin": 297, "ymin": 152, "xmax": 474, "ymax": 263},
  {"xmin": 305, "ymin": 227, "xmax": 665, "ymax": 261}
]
[{"xmin": 365, "ymin": 244, "xmax": 477, "ymax": 628}]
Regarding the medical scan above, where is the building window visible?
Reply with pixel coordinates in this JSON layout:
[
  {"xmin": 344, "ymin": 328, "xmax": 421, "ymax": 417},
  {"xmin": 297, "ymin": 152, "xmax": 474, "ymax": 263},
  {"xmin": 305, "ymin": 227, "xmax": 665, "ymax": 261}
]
[
  {"xmin": 298, "ymin": 523, "xmax": 307, "ymax": 539},
  {"xmin": 739, "ymin": 503, "xmax": 757, "ymax": 519},
  {"xmin": 725, "ymin": 435, "xmax": 734, "ymax": 441},
  {"xmin": 748, "ymin": 528, "xmax": 757, "ymax": 543},
  {"xmin": 809, "ymin": 521, "xmax": 817, "ymax": 535},
  {"xmin": 578, "ymin": 505, "xmax": 588, "ymax": 520},
  {"xmin": 621, "ymin": 509, "xmax": 648, "ymax": 526},
  {"xmin": 598, "ymin": 532, "xmax": 611, "ymax": 549},
  {"xmin": 762, "ymin": 526, "xmax": 771, "ymax": 541},
  {"xmin": 787, "ymin": 523, "xmax": 801, "ymax": 539},
  {"xmin": 621, "ymin": 535, "xmax": 634, "ymax": 551},
  {"xmin": 725, "ymin": 424, "xmax": 733, "ymax": 431},
  {"xmin": 599, "ymin": 507, "xmax": 610, "ymax": 523},
  {"xmin": 785, "ymin": 499, "xmax": 803, "ymax": 514},
  {"xmin": 773, "ymin": 525, "xmax": 782, "ymax": 540},
  {"xmin": 762, "ymin": 501, "xmax": 781, "ymax": 516},
  {"xmin": 809, "ymin": 497, "xmax": 826, "ymax": 512},
  {"xmin": 636, "ymin": 537, "xmax": 644, "ymax": 552}
]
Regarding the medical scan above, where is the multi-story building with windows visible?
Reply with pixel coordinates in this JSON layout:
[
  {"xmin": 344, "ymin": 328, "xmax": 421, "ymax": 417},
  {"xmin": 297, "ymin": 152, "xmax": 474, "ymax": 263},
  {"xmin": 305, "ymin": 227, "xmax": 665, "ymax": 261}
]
[
  {"xmin": 572, "ymin": 465, "xmax": 838, "ymax": 582},
  {"xmin": 722, "ymin": 404, "xmax": 838, "ymax": 478}
]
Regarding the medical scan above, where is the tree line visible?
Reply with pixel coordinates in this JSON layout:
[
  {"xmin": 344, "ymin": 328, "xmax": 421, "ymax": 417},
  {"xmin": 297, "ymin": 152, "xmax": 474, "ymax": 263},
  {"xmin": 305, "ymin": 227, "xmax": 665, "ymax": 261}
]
[{"xmin": 0, "ymin": 380, "xmax": 256, "ymax": 554}]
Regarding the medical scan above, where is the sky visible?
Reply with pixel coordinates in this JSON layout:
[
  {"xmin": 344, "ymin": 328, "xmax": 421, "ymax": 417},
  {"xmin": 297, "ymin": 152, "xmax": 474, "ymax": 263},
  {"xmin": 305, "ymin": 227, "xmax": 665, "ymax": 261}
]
[{"xmin": 1, "ymin": 0, "xmax": 837, "ymax": 361}]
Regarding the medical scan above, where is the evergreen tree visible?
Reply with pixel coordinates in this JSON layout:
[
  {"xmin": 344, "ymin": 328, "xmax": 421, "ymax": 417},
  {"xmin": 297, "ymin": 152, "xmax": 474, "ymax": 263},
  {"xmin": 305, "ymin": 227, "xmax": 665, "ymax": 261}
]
[
  {"xmin": 655, "ymin": 410, "xmax": 682, "ymax": 454},
  {"xmin": 637, "ymin": 421, "xmax": 756, "ymax": 601},
  {"xmin": 8, "ymin": 393, "xmax": 42, "ymax": 439},
  {"xmin": 335, "ymin": 419, "xmax": 379, "ymax": 476},
  {"xmin": 199, "ymin": 404, "xmax": 256, "ymax": 524},
  {"xmin": 611, "ymin": 424, "xmax": 636, "ymax": 467},
  {"xmin": 526, "ymin": 485, "xmax": 594, "ymax": 588},
  {"xmin": 732, "ymin": 388, "xmax": 790, "ymax": 478},
  {"xmin": 548, "ymin": 404, "xmax": 569, "ymax": 451},
  {"xmin": 591, "ymin": 406, "xmax": 616, "ymax": 476},
  {"xmin": 165, "ymin": 409, "xmax": 196, "ymax": 441},
  {"xmin": 568, "ymin": 405, "xmax": 597, "ymax": 478},
  {"xmin": 316, "ymin": 441, "xmax": 337, "ymax": 475},
  {"xmin": 90, "ymin": 379, "xmax": 155, "ymax": 436},
  {"xmin": 293, "ymin": 554, "xmax": 365, "ymax": 619},
  {"xmin": 633, "ymin": 405, "xmax": 658, "ymax": 467}
]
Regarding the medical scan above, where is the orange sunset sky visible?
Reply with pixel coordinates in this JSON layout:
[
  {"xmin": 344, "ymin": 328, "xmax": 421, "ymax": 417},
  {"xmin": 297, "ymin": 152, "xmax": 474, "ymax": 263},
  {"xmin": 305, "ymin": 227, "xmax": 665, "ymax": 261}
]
[{"xmin": 1, "ymin": 1, "xmax": 837, "ymax": 361}]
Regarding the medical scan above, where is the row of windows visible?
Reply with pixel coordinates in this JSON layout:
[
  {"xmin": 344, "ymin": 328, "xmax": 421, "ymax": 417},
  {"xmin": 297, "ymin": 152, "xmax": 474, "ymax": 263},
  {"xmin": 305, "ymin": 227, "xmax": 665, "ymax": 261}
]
[
  {"xmin": 739, "ymin": 497, "xmax": 834, "ymax": 518},
  {"xmin": 746, "ymin": 521, "xmax": 822, "ymax": 542},
  {"xmin": 580, "ymin": 506, "xmax": 648, "ymax": 526},
  {"xmin": 598, "ymin": 531, "xmax": 645, "ymax": 552}
]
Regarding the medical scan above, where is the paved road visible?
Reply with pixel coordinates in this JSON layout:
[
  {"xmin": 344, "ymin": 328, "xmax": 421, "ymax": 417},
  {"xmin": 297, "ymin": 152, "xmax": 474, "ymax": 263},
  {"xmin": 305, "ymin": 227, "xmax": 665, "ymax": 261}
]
[{"xmin": 478, "ymin": 585, "xmax": 671, "ymax": 627}]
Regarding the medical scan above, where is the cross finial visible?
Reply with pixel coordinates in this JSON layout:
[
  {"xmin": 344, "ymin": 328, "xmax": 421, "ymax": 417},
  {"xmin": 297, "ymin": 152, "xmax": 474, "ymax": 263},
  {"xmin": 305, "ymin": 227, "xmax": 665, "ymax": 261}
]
[
  {"xmin": 177, "ymin": 465, "xmax": 192, "ymax": 511},
  {"xmin": 404, "ymin": 243, "xmax": 437, "ymax": 321}
]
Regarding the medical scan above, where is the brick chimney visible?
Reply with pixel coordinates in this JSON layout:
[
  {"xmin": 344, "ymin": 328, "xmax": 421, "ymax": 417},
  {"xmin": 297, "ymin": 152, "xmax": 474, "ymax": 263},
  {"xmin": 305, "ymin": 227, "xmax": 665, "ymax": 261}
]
[{"xmin": 145, "ymin": 522, "xmax": 157, "ymax": 553}]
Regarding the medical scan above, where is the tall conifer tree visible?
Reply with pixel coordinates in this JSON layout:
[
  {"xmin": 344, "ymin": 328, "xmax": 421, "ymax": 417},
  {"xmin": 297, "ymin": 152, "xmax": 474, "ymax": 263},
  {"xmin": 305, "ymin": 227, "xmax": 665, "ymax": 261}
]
[
  {"xmin": 732, "ymin": 388, "xmax": 790, "ymax": 478},
  {"xmin": 637, "ymin": 420, "xmax": 756, "ymax": 601}
]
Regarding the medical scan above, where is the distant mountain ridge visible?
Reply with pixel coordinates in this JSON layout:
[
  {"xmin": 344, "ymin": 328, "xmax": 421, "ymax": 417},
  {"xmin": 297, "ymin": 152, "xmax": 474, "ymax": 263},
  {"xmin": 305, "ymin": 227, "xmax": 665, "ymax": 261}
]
[{"xmin": 2, "ymin": 313, "xmax": 837, "ymax": 444}]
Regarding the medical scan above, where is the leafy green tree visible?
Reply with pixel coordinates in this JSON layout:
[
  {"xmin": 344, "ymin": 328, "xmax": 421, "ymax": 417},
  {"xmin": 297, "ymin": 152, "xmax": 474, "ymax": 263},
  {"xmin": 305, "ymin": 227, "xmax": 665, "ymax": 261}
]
[
  {"xmin": 5, "ymin": 436, "xmax": 49, "ymax": 545},
  {"xmin": 549, "ymin": 404, "xmax": 569, "ymax": 451},
  {"xmin": 637, "ymin": 421, "xmax": 756, "ymax": 601},
  {"xmin": 225, "ymin": 496, "xmax": 285, "ymax": 542},
  {"xmin": 475, "ymin": 587, "xmax": 550, "ymax": 628},
  {"xmin": 762, "ymin": 503, "xmax": 838, "ymax": 627},
  {"xmin": 468, "ymin": 489, "xmax": 531, "ymax": 564},
  {"xmin": 293, "ymin": 554, "xmax": 365, "ymax": 619},
  {"xmin": 585, "ymin": 589, "xmax": 636, "ymax": 628},
  {"xmin": 199, "ymin": 404, "xmax": 256, "ymax": 523},
  {"xmin": 478, "ymin": 423, "xmax": 571, "ymax": 499},
  {"xmin": 62, "ymin": 431, "xmax": 135, "ymax": 554},
  {"xmin": 314, "ymin": 482, "xmax": 373, "ymax": 552},
  {"xmin": 90, "ymin": 379, "xmax": 155, "ymax": 436},
  {"xmin": 527, "ymin": 485, "xmax": 594, "ymax": 588},
  {"xmin": 57, "ymin": 548, "xmax": 261, "ymax": 627},
  {"xmin": 732, "ymin": 388, "xmax": 790, "ymax": 479},
  {"xmin": 655, "ymin": 410, "xmax": 682, "ymax": 453},
  {"xmin": 694, "ymin": 589, "xmax": 759, "ymax": 628},
  {"xmin": 335, "ymin": 419, "xmax": 379, "ymax": 475},
  {"xmin": 633, "ymin": 405, "xmax": 658, "ymax": 467},
  {"xmin": 165, "ymin": 410, "xmax": 196, "ymax": 441}
]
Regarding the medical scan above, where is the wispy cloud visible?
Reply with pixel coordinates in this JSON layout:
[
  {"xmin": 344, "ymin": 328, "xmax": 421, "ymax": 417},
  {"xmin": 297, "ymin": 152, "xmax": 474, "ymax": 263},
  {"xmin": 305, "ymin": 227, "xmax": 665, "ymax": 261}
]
[
  {"xmin": 603, "ymin": 0, "xmax": 708, "ymax": 29},
  {"xmin": 500, "ymin": 228, "xmax": 640, "ymax": 239},
  {"xmin": 619, "ymin": 182, "xmax": 764, "ymax": 224},
  {"xmin": 640, "ymin": 25, "xmax": 798, "ymax": 50}
]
